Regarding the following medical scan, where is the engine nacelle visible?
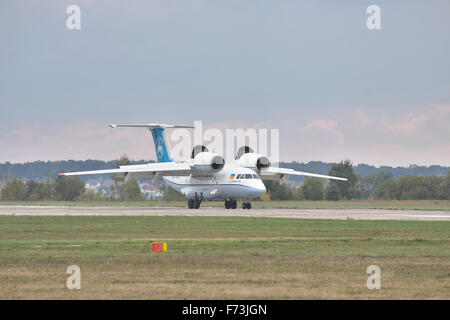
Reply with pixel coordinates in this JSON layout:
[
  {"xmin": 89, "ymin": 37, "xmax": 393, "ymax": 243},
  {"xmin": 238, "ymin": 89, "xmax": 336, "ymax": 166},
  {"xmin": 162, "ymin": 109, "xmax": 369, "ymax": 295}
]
[
  {"xmin": 235, "ymin": 153, "xmax": 271, "ymax": 171},
  {"xmin": 191, "ymin": 152, "xmax": 225, "ymax": 173}
]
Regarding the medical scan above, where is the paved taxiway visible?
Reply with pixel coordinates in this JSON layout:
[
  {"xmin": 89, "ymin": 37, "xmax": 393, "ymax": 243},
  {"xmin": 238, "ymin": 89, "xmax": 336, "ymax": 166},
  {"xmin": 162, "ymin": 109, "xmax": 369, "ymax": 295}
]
[{"xmin": 0, "ymin": 206, "xmax": 449, "ymax": 221}]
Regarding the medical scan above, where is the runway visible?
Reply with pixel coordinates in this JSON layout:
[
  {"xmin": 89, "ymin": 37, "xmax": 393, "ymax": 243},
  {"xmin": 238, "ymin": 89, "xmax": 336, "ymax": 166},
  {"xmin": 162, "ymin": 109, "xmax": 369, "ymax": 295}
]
[{"xmin": 0, "ymin": 205, "xmax": 449, "ymax": 221}]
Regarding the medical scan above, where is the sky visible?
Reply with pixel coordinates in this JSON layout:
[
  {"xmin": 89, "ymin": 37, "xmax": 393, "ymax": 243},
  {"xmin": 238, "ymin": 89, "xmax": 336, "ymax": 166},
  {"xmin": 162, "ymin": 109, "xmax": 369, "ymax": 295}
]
[{"xmin": 0, "ymin": 0, "xmax": 449, "ymax": 166}]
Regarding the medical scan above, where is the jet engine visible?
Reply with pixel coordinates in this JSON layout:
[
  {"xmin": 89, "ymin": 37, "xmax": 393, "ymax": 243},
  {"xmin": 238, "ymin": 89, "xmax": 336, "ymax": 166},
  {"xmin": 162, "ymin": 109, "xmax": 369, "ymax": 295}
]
[
  {"xmin": 191, "ymin": 145, "xmax": 209, "ymax": 159},
  {"xmin": 235, "ymin": 146, "xmax": 271, "ymax": 172},
  {"xmin": 191, "ymin": 146, "xmax": 225, "ymax": 172}
]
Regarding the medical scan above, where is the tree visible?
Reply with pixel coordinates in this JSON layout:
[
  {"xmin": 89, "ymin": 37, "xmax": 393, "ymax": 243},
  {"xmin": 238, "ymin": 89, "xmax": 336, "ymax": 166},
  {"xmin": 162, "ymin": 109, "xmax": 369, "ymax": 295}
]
[
  {"xmin": 109, "ymin": 185, "xmax": 116, "ymax": 200},
  {"xmin": 260, "ymin": 191, "xmax": 271, "ymax": 201},
  {"xmin": 38, "ymin": 180, "xmax": 55, "ymax": 200},
  {"xmin": 55, "ymin": 176, "xmax": 85, "ymax": 201},
  {"xmin": 360, "ymin": 171, "xmax": 393, "ymax": 199},
  {"xmin": 117, "ymin": 154, "xmax": 131, "ymax": 167},
  {"xmin": 26, "ymin": 180, "xmax": 42, "ymax": 201},
  {"xmin": 0, "ymin": 178, "xmax": 27, "ymax": 201},
  {"xmin": 301, "ymin": 177, "xmax": 324, "ymax": 200},
  {"xmin": 437, "ymin": 171, "xmax": 450, "ymax": 200},
  {"xmin": 395, "ymin": 175, "xmax": 442, "ymax": 200},
  {"xmin": 292, "ymin": 187, "xmax": 304, "ymax": 200},
  {"xmin": 263, "ymin": 180, "xmax": 293, "ymax": 200},
  {"xmin": 123, "ymin": 178, "xmax": 144, "ymax": 201},
  {"xmin": 79, "ymin": 188, "xmax": 104, "ymax": 201},
  {"xmin": 325, "ymin": 183, "xmax": 341, "ymax": 201},
  {"xmin": 113, "ymin": 154, "xmax": 131, "ymax": 199},
  {"xmin": 163, "ymin": 186, "xmax": 185, "ymax": 201},
  {"xmin": 375, "ymin": 178, "xmax": 398, "ymax": 200},
  {"xmin": 326, "ymin": 160, "xmax": 359, "ymax": 200}
]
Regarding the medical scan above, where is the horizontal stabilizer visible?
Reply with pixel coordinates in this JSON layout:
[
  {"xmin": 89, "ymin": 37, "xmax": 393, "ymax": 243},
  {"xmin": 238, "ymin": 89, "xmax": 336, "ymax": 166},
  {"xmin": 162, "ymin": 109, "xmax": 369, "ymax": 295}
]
[{"xmin": 109, "ymin": 123, "xmax": 194, "ymax": 129}]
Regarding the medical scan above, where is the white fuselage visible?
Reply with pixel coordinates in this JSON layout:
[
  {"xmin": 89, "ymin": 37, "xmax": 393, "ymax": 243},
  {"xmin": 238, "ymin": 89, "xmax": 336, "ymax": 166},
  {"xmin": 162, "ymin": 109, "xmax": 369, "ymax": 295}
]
[{"xmin": 163, "ymin": 164, "xmax": 266, "ymax": 200}]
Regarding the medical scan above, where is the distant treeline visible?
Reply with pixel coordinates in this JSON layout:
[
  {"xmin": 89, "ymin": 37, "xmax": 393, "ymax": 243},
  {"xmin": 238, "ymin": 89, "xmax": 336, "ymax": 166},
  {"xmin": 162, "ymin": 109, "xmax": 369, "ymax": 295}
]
[
  {"xmin": 1, "ymin": 160, "xmax": 449, "ymax": 201},
  {"xmin": 0, "ymin": 159, "xmax": 448, "ymax": 182},
  {"xmin": 0, "ymin": 155, "xmax": 147, "ymax": 202},
  {"xmin": 0, "ymin": 176, "xmax": 145, "ymax": 202},
  {"xmin": 282, "ymin": 161, "xmax": 449, "ymax": 184},
  {"xmin": 266, "ymin": 161, "xmax": 450, "ymax": 201},
  {"xmin": 0, "ymin": 159, "xmax": 151, "ymax": 182}
]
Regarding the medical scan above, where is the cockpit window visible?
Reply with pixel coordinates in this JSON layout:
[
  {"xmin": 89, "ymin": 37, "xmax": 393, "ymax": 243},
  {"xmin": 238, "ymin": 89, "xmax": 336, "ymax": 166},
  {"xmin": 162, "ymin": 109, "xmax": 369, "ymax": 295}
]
[
  {"xmin": 237, "ymin": 174, "xmax": 243, "ymax": 179},
  {"xmin": 253, "ymin": 174, "xmax": 259, "ymax": 179},
  {"xmin": 244, "ymin": 174, "xmax": 253, "ymax": 179}
]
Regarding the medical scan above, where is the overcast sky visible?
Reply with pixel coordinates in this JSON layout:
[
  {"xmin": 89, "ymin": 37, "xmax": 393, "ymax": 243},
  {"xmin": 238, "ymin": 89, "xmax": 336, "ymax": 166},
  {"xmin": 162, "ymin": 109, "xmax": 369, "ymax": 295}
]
[{"xmin": 1, "ymin": 0, "xmax": 449, "ymax": 166}]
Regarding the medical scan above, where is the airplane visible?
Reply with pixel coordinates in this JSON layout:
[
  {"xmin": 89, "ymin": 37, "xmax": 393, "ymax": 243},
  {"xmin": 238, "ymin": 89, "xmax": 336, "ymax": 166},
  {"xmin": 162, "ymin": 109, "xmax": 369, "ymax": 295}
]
[{"xmin": 59, "ymin": 123, "xmax": 347, "ymax": 209}]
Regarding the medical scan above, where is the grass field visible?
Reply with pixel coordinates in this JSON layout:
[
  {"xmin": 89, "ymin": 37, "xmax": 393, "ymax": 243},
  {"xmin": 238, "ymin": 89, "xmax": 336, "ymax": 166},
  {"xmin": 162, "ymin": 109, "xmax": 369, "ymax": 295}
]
[
  {"xmin": 0, "ymin": 215, "xmax": 449, "ymax": 299},
  {"xmin": 1, "ymin": 200, "xmax": 449, "ymax": 210}
]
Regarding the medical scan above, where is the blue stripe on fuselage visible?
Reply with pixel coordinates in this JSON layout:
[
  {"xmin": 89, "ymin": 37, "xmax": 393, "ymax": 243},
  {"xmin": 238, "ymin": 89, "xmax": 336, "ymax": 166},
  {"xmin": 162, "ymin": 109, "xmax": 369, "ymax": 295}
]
[{"xmin": 163, "ymin": 179, "xmax": 261, "ymax": 191}]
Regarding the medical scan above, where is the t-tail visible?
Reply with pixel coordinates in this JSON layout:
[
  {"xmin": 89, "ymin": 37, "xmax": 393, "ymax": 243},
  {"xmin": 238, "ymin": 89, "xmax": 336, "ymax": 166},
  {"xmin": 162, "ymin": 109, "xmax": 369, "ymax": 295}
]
[{"xmin": 108, "ymin": 123, "xmax": 194, "ymax": 163}]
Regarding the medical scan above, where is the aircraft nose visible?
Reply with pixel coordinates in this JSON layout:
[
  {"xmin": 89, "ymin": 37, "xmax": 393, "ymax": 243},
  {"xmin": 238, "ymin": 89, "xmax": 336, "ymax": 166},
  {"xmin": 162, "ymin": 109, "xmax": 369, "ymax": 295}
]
[{"xmin": 257, "ymin": 180, "xmax": 266, "ymax": 194}]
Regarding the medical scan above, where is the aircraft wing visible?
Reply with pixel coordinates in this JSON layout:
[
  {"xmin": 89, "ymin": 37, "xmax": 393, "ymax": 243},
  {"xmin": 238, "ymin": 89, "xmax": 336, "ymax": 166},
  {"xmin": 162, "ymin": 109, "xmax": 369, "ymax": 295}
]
[
  {"xmin": 58, "ymin": 162, "xmax": 192, "ymax": 179},
  {"xmin": 259, "ymin": 167, "xmax": 347, "ymax": 181}
]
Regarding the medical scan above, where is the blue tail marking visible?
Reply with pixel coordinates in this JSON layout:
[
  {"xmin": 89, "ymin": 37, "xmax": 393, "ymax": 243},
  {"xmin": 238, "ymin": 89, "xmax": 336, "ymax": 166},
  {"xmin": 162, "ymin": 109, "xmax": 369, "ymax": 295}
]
[{"xmin": 150, "ymin": 128, "xmax": 173, "ymax": 162}]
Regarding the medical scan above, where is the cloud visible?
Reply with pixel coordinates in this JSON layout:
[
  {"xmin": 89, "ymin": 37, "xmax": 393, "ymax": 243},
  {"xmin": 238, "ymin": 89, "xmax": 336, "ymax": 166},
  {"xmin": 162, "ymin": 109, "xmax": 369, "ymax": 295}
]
[
  {"xmin": 354, "ymin": 109, "xmax": 370, "ymax": 126},
  {"xmin": 1, "ymin": 109, "xmax": 449, "ymax": 167},
  {"xmin": 0, "ymin": 122, "xmax": 157, "ymax": 162},
  {"xmin": 380, "ymin": 113, "xmax": 427, "ymax": 136},
  {"xmin": 299, "ymin": 120, "xmax": 344, "ymax": 144},
  {"xmin": 380, "ymin": 104, "xmax": 450, "ymax": 136},
  {"xmin": 0, "ymin": 120, "xmax": 278, "ymax": 163}
]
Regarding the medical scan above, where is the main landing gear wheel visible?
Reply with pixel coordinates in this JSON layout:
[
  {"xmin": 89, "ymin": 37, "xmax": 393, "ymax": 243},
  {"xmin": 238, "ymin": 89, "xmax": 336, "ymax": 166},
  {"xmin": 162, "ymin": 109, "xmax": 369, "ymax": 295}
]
[
  {"xmin": 242, "ymin": 202, "xmax": 252, "ymax": 210},
  {"xmin": 188, "ymin": 198, "xmax": 201, "ymax": 209},
  {"xmin": 224, "ymin": 199, "xmax": 237, "ymax": 209}
]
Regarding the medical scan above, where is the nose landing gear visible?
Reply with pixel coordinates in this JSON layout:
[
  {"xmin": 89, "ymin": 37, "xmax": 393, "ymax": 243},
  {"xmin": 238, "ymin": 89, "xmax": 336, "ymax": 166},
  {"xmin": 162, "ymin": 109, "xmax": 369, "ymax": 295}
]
[{"xmin": 242, "ymin": 201, "xmax": 252, "ymax": 210}]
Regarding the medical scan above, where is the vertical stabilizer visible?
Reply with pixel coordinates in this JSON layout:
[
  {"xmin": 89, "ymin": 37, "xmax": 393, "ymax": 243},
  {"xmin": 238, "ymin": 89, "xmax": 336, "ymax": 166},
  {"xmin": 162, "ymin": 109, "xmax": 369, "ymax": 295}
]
[
  {"xmin": 150, "ymin": 128, "xmax": 173, "ymax": 162},
  {"xmin": 108, "ymin": 123, "xmax": 194, "ymax": 163}
]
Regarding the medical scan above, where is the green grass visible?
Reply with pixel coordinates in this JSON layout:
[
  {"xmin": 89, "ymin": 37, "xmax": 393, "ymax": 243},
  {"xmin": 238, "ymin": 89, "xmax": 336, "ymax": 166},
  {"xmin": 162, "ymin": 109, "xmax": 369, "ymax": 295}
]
[
  {"xmin": 0, "ymin": 216, "xmax": 449, "ymax": 299},
  {"xmin": 1, "ymin": 199, "xmax": 449, "ymax": 210}
]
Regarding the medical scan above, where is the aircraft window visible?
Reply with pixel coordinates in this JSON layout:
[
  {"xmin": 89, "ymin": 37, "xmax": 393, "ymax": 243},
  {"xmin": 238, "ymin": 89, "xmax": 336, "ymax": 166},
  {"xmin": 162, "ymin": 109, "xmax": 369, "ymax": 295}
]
[
  {"xmin": 245, "ymin": 174, "xmax": 253, "ymax": 179},
  {"xmin": 253, "ymin": 174, "xmax": 259, "ymax": 179},
  {"xmin": 237, "ymin": 174, "xmax": 243, "ymax": 179}
]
